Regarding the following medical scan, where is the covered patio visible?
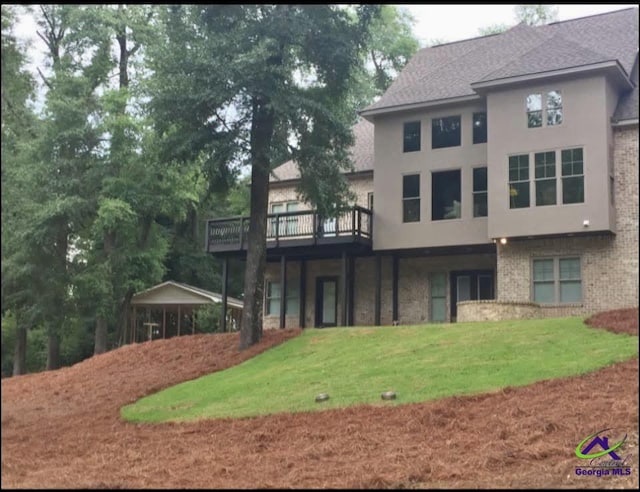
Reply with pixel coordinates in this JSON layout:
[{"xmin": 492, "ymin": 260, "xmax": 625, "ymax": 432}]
[{"xmin": 129, "ymin": 281, "xmax": 243, "ymax": 342}]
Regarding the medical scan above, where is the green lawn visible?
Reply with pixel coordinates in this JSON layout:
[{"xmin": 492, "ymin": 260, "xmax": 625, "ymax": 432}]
[{"xmin": 121, "ymin": 317, "xmax": 638, "ymax": 422}]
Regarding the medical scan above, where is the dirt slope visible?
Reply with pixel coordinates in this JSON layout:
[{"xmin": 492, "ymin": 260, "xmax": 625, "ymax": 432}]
[{"xmin": 1, "ymin": 310, "xmax": 638, "ymax": 489}]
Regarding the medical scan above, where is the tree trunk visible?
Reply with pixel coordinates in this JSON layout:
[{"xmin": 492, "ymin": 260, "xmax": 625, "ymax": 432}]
[
  {"xmin": 13, "ymin": 323, "xmax": 27, "ymax": 376},
  {"xmin": 94, "ymin": 316, "xmax": 108, "ymax": 354},
  {"xmin": 46, "ymin": 331, "xmax": 60, "ymax": 370},
  {"xmin": 115, "ymin": 288, "xmax": 135, "ymax": 346},
  {"xmin": 239, "ymin": 94, "xmax": 275, "ymax": 350}
]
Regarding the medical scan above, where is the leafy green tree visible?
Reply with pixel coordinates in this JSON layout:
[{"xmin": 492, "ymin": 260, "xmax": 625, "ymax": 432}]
[
  {"xmin": 478, "ymin": 4, "xmax": 559, "ymax": 36},
  {"xmin": 515, "ymin": 4, "xmax": 559, "ymax": 26},
  {"xmin": 478, "ymin": 23, "xmax": 511, "ymax": 36},
  {"xmin": 20, "ymin": 5, "xmax": 114, "ymax": 369},
  {"xmin": 1, "ymin": 5, "xmax": 39, "ymax": 375},
  {"xmin": 366, "ymin": 5, "xmax": 419, "ymax": 97},
  {"xmin": 148, "ymin": 5, "xmax": 379, "ymax": 349}
]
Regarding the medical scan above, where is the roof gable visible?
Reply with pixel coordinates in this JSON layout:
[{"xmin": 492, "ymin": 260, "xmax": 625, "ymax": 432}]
[
  {"xmin": 270, "ymin": 118, "xmax": 374, "ymax": 182},
  {"xmin": 363, "ymin": 8, "xmax": 638, "ymax": 116},
  {"xmin": 478, "ymin": 34, "xmax": 613, "ymax": 83},
  {"xmin": 131, "ymin": 281, "xmax": 243, "ymax": 309}
]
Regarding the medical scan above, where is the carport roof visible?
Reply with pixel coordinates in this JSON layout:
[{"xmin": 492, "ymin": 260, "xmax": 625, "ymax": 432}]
[{"xmin": 131, "ymin": 281, "xmax": 243, "ymax": 310}]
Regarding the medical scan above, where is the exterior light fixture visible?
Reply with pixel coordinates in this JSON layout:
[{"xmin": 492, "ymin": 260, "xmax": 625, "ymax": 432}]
[{"xmin": 500, "ymin": 238, "xmax": 507, "ymax": 245}]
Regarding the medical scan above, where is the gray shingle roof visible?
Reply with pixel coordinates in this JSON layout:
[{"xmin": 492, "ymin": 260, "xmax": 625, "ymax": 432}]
[
  {"xmin": 270, "ymin": 118, "xmax": 373, "ymax": 182},
  {"xmin": 363, "ymin": 8, "xmax": 639, "ymax": 115}
]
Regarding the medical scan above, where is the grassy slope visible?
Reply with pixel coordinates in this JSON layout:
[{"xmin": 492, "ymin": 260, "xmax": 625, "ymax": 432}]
[{"xmin": 122, "ymin": 317, "xmax": 638, "ymax": 422}]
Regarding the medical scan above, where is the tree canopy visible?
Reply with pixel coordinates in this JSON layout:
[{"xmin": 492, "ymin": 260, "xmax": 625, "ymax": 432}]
[{"xmin": 1, "ymin": 4, "xmax": 419, "ymax": 371}]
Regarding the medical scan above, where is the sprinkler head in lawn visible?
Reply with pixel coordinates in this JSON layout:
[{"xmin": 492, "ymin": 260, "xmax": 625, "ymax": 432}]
[
  {"xmin": 315, "ymin": 393, "xmax": 330, "ymax": 403},
  {"xmin": 381, "ymin": 391, "xmax": 397, "ymax": 400}
]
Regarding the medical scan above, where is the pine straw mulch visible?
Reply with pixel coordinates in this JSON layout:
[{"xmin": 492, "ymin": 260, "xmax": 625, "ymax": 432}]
[{"xmin": 1, "ymin": 309, "xmax": 638, "ymax": 489}]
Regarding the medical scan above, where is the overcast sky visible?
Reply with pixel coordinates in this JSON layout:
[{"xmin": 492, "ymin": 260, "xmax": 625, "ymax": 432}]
[
  {"xmin": 9, "ymin": 4, "xmax": 636, "ymax": 80},
  {"xmin": 400, "ymin": 4, "xmax": 633, "ymax": 46}
]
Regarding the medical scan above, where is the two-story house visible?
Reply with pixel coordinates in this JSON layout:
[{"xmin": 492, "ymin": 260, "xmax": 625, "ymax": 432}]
[{"xmin": 207, "ymin": 8, "xmax": 639, "ymax": 329}]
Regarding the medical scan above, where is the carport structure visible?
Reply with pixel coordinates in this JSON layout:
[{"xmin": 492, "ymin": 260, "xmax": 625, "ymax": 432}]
[{"xmin": 129, "ymin": 281, "xmax": 243, "ymax": 342}]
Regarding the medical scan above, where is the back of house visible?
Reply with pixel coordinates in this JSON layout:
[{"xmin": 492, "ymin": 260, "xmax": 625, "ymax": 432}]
[{"xmin": 207, "ymin": 8, "xmax": 639, "ymax": 328}]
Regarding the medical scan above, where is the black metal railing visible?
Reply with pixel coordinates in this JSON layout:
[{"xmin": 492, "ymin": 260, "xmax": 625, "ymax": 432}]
[{"xmin": 206, "ymin": 206, "xmax": 372, "ymax": 252}]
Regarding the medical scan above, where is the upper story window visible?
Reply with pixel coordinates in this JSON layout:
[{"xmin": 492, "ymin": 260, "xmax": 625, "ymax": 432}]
[
  {"xmin": 534, "ymin": 151, "xmax": 556, "ymax": 206},
  {"xmin": 432, "ymin": 115, "xmax": 461, "ymax": 149},
  {"xmin": 473, "ymin": 112, "xmax": 487, "ymax": 144},
  {"xmin": 509, "ymin": 154, "xmax": 530, "ymax": 209},
  {"xmin": 527, "ymin": 91, "xmax": 562, "ymax": 128},
  {"xmin": 432, "ymin": 170, "xmax": 461, "ymax": 220},
  {"xmin": 561, "ymin": 148, "xmax": 584, "ymax": 204},
  {"xmin": 402, "ymin": 174, "xmax": 420, "ymax": 223},
  {"xmin": 271, "ymin": 201, "xmax": 299, "ymax": 236},
  {"xmin": 403, "ymin": 121, "xmax": 421, "ymax": 152},
  {"xmin": 508, "ymin": 147, "xmax": 584, "ymax": 210},
  {"xmin": 473, "ymin": 167, "xmax": 488, "ymax": 217},
  {"xmin": 547, "ymin": 90, "xmax": 563, "ymax": 126},
  {"xmin": 526, "ymin": 94, "xmax": 542, "ymax": 128}
]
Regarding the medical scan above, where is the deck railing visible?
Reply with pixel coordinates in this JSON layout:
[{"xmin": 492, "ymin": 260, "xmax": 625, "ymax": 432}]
[{"xmin": 207, "ymin": 206, "xmax": 372, "ymax": 252}]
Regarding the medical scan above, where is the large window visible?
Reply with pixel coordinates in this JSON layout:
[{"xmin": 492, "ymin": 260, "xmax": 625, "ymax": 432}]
[
  {"xmin": 473, "ymin": 112, "xmax": 487, "ymax": 144},
  {"xmin": 403, "ymin": 121, "xmax": 421, "ymax": 152},
  {"xmin": 402, "ymin": 174, "xmax": 420, "ymax": 222},
  {"xmin": 532, "ymin": 257, "xmax": 582, "ymax": 304},
  {"xmin": 473, "ymin": 167, "xmax": 488, "ymax": 217},
  {"xmin": 432, "ymin": 170, "xmax": 461, "ymax": 220},
  {"xmin": 527, "ymin": 91, "xmax": 562, "ymax": 128},
  {"xmin": 432, "ymin": 115, "xmax": 461, "ymax": 149},
  {"xmin": 265, "ymin": 280, "xmax": 299, "ymax": 316},
  {"xmin": 271, "ymin": 201, "xmax": 299, "ymax": 236},
  {"xmin": 534, "ymin": 151, "xmax": 556, "ymax": 206},
  {"xmin": 526, "ymin": 94, "xmax": 542, "ymax": 128},
  {"xmin": 509, "ymin": 154, "xmax": 530, "ymax": 209},
  {"xmin": 561, "ymin": 148, "xmax": 584, "ymax": 204},
  {"xmin": 547, "ymin": 90, "xmax": 563, "ymax": 126}
]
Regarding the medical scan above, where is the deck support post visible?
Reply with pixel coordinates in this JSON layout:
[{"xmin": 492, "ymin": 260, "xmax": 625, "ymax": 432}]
[
  {"xmin": 299, "ymin": 259, "xmax": 306, "ymax": 328},
  {"xmin": 374, "ymin": 253, "xmax": 382, "ymax": 326},
  {"xmin": 280, "ymin": 255, "xmax": 287, "ymax": 329},
  {"xmin": 392, "ymin": 254, "xmax": 399, "ymax": 323},
  {"xmin": 221, "ymin": 256, "xmax": 229, "ymax": 333},
  {"xmin": 341, "ymin": 250, "xmax": 348, "ymax": 327},
  {"xmin": 348, "ymin": 255, "xmax": 355, "ymax": 326}
]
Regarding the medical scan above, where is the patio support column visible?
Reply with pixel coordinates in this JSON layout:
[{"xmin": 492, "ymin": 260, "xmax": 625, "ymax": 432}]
[
  {"xmin": 341, "ymin": 250, "xmax": 348, "ymax": 326},
  {"xmin": 221, "ymin": 256, "xmax": 229, "ymax": 333},
  {"xmin": 162, "ymin": 307, "xmax": 166, "ymax": 339},
  {"xmin": 192, "ymin": 307, "xmax": 195, "ymax": 335},
  {"xmin": 392, "ymin": 254, "xmax": 399, "ymax": 323},
  {"xmin": 299, "ymin": 259, "xmax": 306, "ymax": 328},
  {"xmin": 280, "ymin": 255, "xmax": 287, "ymax": 329},
  {"xmin": 178, "ymin": 305, "xmax": 181, "ymax": 336},
  {"xmin": 348, "ymin": 255, "xmax": 355, "ymax": 326},
  {"xmin": 132, "ymin": 306, "xmax": 137, "ymax": 343},
  {"xmin": 374, "ymin": 253, "xmax": 382, "ymax": 326}
]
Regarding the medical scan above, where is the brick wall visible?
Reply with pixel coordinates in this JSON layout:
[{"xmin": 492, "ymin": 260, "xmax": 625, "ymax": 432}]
[
  {"xmin": 496, "ymin": 125, "xmax": 639, "ymax": 316},
  {"xmin": 457, "ymin": 300, "xmax": 584, "ymax": 322},
  {"xmin": 263, "ymin": 253, "xmax": 496, "ymax": 328}
]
